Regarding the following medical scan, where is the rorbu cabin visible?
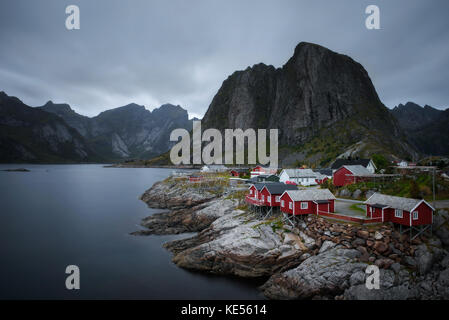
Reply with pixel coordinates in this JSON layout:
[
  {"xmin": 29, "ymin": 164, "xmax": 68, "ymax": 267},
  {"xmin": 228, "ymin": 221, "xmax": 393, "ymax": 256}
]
[
  {"xmin": 246, "ymin": 183, "xmax": 266, "ymax": 205},
  {"xmin": 230, "ymin": 168, "xmax": 248, "ymax": 177},
  {"xmin": 250, "ymin": 166, "xmax": 278, "ymax": 178},
  {"xmin": 259, "ymin": 183, "xmax": 298, "ymax": 207},
  {"xmin": 188, "ymin": 175, "xmax": 203, "ymax": 182},
  {"xmin": 280, "ymin": 189, "xmax": 336, "ymax": 215},
  {"xmin": 364, "ymin": 193, "xmax": 435, "ymax": 226},
  {"xmin": 333, "ymin": 165, "xmax": 372, "ymax": 187}
]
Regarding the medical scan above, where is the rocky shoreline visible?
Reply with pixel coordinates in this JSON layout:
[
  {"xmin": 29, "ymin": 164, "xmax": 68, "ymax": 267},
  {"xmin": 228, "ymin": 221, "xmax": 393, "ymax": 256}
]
[{"xmin": 134, "ymin": 175, "xmax": 449, "ymax": 300}]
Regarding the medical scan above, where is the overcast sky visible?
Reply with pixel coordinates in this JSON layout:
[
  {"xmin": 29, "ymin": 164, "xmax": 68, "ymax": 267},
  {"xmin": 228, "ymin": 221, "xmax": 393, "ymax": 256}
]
[{"xmin": 0, "ymin": 0, "xmax": 448, "ymax": 118}]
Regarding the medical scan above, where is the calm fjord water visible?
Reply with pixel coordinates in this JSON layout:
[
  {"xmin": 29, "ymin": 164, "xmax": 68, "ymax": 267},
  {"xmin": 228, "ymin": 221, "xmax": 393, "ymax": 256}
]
[{"xmin": 0, "ymin": 164, "xmax": 263, "ymax": 299}]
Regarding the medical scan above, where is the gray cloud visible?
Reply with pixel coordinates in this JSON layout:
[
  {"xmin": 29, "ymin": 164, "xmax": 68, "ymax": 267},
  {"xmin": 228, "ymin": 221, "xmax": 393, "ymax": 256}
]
[{"xmin": 0, "ymin": 0, "xmax": 448, "ymax": 118}]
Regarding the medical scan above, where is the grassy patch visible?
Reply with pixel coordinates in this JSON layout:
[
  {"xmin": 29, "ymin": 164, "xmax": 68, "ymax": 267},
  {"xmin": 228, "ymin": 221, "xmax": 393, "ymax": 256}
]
[{"xmin": 349, "ymin": 203, "xmax": 366, "ymax": 213}]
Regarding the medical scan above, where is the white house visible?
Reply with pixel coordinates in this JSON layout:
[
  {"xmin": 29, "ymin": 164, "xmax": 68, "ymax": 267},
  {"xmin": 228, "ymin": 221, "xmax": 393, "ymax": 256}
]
[
  {"xmin": 201, "ymin": 164, "xmax": 227, "ymax": 173},
  {"xmin": 279, "ymin": 169, "xmax": 322, "ymax": 186}
]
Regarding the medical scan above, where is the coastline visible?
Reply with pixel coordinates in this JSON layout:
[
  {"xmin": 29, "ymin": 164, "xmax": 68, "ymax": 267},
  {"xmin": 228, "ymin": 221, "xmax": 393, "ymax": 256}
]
[{"xmin": 135, "ymin": 173, "xmax": 449, "ymax": 300}]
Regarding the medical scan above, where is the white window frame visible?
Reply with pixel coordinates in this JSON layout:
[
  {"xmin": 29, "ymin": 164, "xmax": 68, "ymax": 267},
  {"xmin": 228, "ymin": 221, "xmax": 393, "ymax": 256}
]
[
  {"xmin": 413, "ymin": 211, "xmax": 418, "ymax": 220},
  {"xmin": 275, "ymin": 196, "xmax": 280, "ymax": 202},
  {"xmin": 289, "ymin": 202, "xmax": 292, "ymax": 209},
  {"xmin": 262, "ymin": 195, "xmax": 264, "ymax": 201},
  {"xmin": 281, "ymin": 200, "xmax": 285, "ymax": 207},
  {"xmin": 395, "ymin": 209, "xmax": 403, "ymax": 218},
  {"xmin": 301, "ymin": 202, "xmax": 308, "ymax": 209}
]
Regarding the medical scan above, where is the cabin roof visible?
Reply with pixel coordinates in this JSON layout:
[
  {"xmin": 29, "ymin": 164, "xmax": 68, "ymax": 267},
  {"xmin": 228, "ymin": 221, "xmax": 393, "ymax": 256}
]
[
  {"xmin": 365, "ymin": 193, "xmax": 435, "ymax": 212},
  {"xmin": 283, "ymin": 189, "xmax": 336, "ymax": 201},
  {"xmin": 340, "ymin": 165, "xmax": 372, "ymax": 176},
  {"xmin": 262, "ymin": 183, "xmax": 298, "ymax": 195},
  {"xmin": 331, "ymin": 158, "xmax": 374, "ymax": 170},
  {"xmin": 281, "ymin": 169, "xmax": 320, "ymax": 178}
]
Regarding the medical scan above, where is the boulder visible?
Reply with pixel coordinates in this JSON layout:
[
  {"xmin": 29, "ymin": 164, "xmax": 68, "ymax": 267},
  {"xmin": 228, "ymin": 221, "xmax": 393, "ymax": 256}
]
[
  {"xmin": 373, "ymin": 241, "xmax": 388, "ymax": 254},
  {"xmin": 374, "ymin": 231, "xmax": 383, "ymax": 240},
  {"xmin": 319, "ymin": 240, "xmax": 337, "ymax": 253},
  {"xmin": 352, "ymin": 189, "xmax": 362, "ymax": 199},
  {"xmin": 261, "ymin": 247, "xmax": 367, "ymax": 299},
  {"xmin": 357, "ymin": 230, "xmax": 370, "ymax": 239},
  {"xmin": 414, "ymin": 244, "xmax": 434, "ymax": 275}
]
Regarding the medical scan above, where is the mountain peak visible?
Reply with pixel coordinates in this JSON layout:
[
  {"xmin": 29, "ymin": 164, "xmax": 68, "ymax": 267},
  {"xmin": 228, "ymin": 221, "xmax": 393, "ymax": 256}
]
[
  {"xmin": 152, "ymin": 103, "xmax": 188, "ymax": 120},
  {"xmin": 202, "ymin": 41, "xmax": 413, "ymax": 165},
  {"xmin": 123, "ymin": 103, "xmax": 145, "ymax": 109},
  {"xmin": 40, "ymin": 100, "xmax": 73, "ymax": 113}
]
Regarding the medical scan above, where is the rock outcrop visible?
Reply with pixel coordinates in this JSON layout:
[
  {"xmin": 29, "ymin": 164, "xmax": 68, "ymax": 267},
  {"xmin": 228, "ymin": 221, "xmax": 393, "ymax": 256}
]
[
  {"xmin": 261, "ymin": 246, "xmax": 367, "ymax": 299},
  {"xmin": 165, "ymin": 212, "xmax": 305, "ymax": 277}
]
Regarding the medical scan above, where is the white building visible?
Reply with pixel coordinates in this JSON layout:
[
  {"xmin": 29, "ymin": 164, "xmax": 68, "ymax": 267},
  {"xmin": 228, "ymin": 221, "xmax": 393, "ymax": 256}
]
[
  {"xmin": 279, "ymin": 169, "xmax": 323, "ymax": 186},
  {"xmin": 201, "ymin": 165, "xmax": 227, "ymax": 173}
]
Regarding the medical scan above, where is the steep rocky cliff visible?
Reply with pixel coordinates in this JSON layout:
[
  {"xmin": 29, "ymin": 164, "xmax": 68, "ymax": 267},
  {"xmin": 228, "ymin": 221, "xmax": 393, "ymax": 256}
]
[{"xmin": 201, "ymin": 42, "xmax": 416, "ymax": 166}]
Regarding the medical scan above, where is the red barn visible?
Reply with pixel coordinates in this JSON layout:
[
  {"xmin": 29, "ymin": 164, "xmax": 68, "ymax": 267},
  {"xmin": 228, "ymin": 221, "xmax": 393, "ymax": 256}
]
[
  {"xmin": 259, "ymin": 184, "xmax": 298, "ymax": 207},
  {"xmin": 364, "ymin": 193, "xmax": 434, "ymax": 226},
  {"xmin": 230, "ymin": 169, "xmax": 247, "ymax": 177},
  {"xmin": 189, "ymin": 175, "xmax": 203, "ymax": 182},
  {"xmin": 280, "ymin": 189, "xmax": 336, "ymax": 215},
  {"xmin": 333, "ymin": 165, "xmax": 372, "ymax": 187}
]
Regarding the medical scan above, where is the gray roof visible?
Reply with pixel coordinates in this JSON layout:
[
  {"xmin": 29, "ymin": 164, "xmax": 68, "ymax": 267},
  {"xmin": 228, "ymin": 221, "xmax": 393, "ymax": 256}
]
[
  {"xmin": 364, "ymin": 193, "xmax": 433, "ymax": 212},
  {"xmin": 284, "ymin": 189, "xmax": 336, "ymax": 201},
  {"xmin": 281, "ymin": 169, "xmax": 320, "ymax": 178},
  {"xmin": 250, "ymin": 182, "xmax": 284, "ymax": 191},
  {"xmin": 331, "ymin": 158, "xmax": 373, "ymax": 170},
  {"xmin": 341, "ymin": 165, "xmax": 372, "ymax": 176},
  {"xmin": 262, "ymin": 183, "xmax": 298, "ymax": 195},
  {"xmin": 313, "ymin": 168, "xmax": 333, "ymax": 176}
]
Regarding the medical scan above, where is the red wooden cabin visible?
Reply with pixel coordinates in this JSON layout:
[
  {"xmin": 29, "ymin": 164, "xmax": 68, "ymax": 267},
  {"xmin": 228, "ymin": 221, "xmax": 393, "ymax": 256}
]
[
  {"xmin": 333, "ymin": 165, "xmax": 371, "ymax": 187},
  {"xmin": 364, "ymin": 193, "xmax": 434, "ymax": 226},
  {"xmin": 246, "ymin": 183, "xmax": 265, "ymax": 206},
  {"xmin": 230, "ymin": 169, "xmax": 247, "ymax": 177},
  {"xmin": 280, "ymin": 189, "xmax": 336, "ymax": 215},
  {"xmin": 259, "ymin": 184, "xmax": 298, "ymax": 207},
  {"xmin": 189, "ymin": 175, "xmax": 203, "ymax": 182},
  {"xmin": 250, "ymin": 165, "xmax": 277, "ymax": 177}
]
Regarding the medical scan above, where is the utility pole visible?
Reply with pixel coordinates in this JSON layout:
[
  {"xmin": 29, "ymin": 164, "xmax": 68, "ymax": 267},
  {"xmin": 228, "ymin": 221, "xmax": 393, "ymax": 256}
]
[{"xmin": 433, "ymin": 167, "xmax": 436, "ymax": 207}]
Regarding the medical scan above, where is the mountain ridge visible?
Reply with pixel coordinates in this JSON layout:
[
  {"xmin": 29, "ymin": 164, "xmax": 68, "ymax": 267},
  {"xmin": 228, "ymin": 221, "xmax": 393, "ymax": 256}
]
[
  {"xmin": 37, "ymin": 99, "xmax": 193, "ymax": 161},
  {"xmin": 0, "ymin": 92, "xmax": 102, "ymax": 163},
  {"xmin": 390, "ymin": 102, "xmax": 449, "ymax": 156}
]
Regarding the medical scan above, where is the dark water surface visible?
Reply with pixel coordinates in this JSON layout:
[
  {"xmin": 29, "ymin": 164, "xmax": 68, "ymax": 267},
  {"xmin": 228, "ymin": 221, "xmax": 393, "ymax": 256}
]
[{"xmin": 0, "ymin": 164, "xmax": 263, "ymax": 299}]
